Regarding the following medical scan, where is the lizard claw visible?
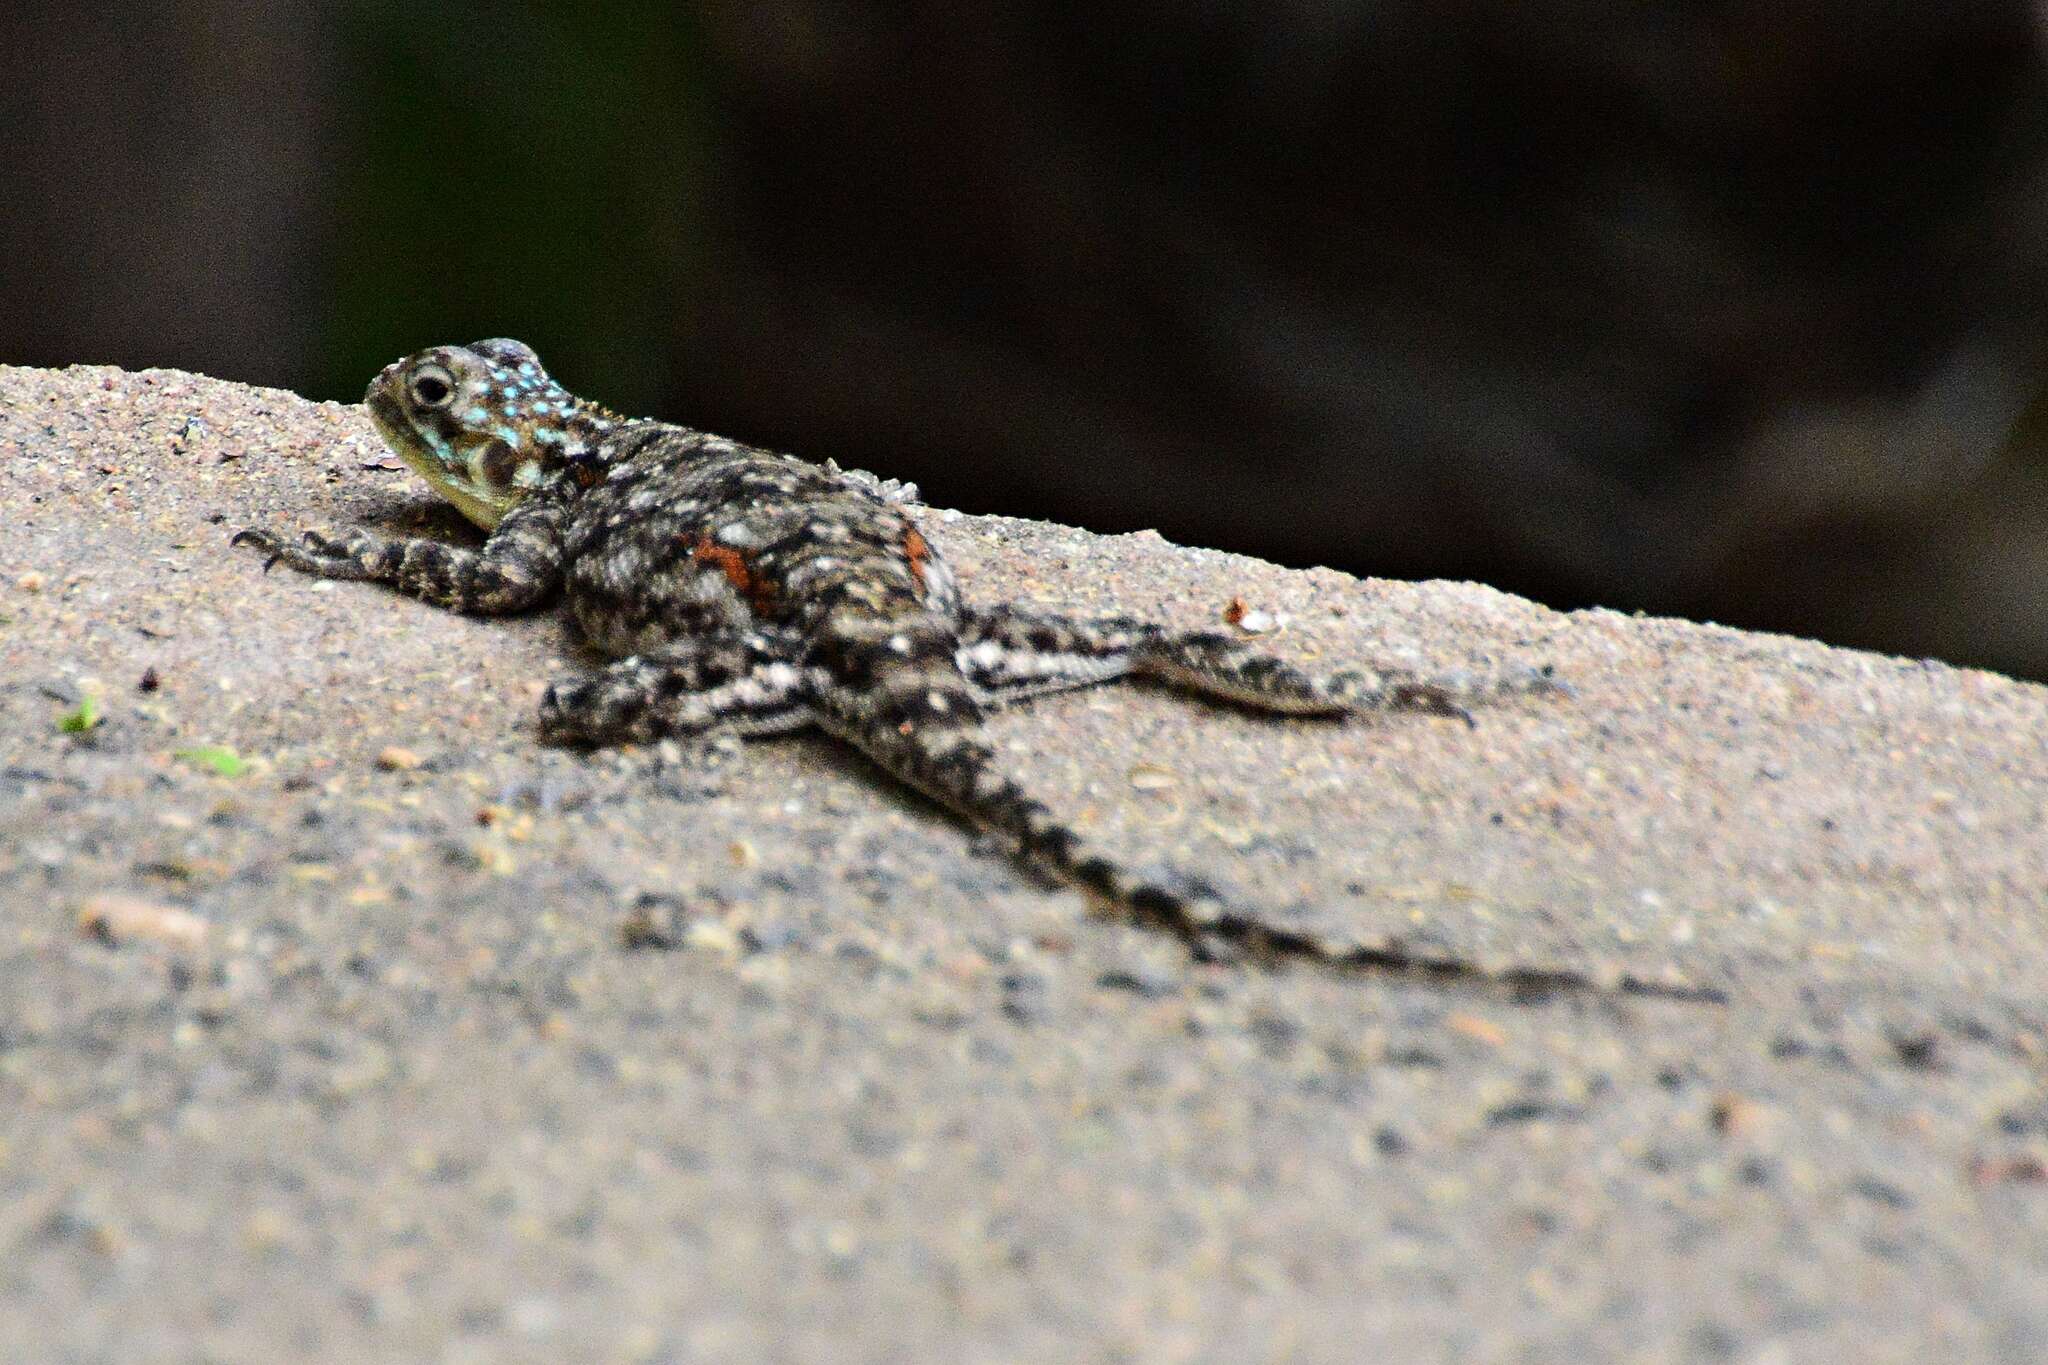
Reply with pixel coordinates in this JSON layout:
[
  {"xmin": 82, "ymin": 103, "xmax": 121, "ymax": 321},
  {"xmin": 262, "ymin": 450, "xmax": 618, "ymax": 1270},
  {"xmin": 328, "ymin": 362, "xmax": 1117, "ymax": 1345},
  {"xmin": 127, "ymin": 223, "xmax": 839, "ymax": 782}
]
[
  {"xmin": 1517, "ymin": 663, "xmax": 1575, "ymax": 701},
  {"xmin": 1393, "ymin": 682, "xmax": 1475, "ymax": 726},
  {"xmin": 229, "ymin": 528, "xmax": 286, "ymax": 571}
]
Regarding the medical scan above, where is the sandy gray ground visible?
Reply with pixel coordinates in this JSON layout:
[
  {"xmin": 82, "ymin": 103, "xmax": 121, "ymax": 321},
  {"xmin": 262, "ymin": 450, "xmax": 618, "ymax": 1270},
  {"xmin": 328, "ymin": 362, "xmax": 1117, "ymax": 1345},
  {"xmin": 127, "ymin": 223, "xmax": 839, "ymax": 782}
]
[{"xmin": 2, "ymin": 362, "xmax": 2047, "ymax": 1363}]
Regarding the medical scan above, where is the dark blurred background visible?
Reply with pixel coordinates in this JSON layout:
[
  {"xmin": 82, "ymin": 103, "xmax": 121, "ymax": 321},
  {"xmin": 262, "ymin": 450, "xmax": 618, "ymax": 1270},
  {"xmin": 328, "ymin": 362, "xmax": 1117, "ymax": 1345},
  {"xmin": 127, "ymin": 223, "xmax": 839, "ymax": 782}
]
[{"xmin": 7, "ymin": 2, "xmax": 2048, "ymax": 677}]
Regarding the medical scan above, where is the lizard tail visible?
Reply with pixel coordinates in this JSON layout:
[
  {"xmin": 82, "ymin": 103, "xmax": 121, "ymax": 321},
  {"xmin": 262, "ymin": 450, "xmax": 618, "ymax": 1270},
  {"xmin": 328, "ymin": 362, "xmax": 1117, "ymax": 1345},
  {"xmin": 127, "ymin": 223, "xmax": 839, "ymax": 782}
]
[
  {"xmin": 809, "ymin": 678, "xmax": 1724, "ymax": 1001},
  {"xmin": 825, "ymin": 715, "xmax": 1244, "ymax": 945},
  {"xmin": 817, "ymin": 706, "xmax": 1727, "ymax": 1001}
]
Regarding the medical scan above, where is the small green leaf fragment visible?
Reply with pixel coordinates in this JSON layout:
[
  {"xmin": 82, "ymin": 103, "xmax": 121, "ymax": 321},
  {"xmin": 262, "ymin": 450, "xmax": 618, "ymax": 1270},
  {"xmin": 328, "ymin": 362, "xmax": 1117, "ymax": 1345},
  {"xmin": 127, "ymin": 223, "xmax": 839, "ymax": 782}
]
[
  {"xmin": 175, "ymin": 745, "xmax": 248, "ymax": 777},
  {"xmin": 58, "ymin": 695, "xmax": 101, "ymax": 734}
]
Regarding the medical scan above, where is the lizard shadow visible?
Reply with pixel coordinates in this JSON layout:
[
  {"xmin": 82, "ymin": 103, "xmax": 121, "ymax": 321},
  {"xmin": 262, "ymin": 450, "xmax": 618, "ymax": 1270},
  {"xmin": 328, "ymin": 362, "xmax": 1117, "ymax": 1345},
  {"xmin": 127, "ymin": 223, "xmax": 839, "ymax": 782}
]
[{"xmin": 356, "ymin": 493, "xmax": 485, "ymax": 546}]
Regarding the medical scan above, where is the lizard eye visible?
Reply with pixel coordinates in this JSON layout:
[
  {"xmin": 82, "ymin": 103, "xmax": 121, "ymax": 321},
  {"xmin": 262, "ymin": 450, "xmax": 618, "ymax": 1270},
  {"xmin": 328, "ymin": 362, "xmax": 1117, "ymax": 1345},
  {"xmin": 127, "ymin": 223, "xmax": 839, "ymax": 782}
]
[{"xmin": 409, "ymin": 366, "xmax": 455, "ymax": 408}]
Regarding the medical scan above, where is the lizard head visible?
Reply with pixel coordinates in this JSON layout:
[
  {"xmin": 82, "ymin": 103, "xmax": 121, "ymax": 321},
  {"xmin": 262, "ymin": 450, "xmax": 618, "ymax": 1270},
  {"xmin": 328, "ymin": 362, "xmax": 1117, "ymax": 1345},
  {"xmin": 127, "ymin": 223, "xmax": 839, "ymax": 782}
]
[{"xmin": 363, "ymin": 339, "xmax": 620, "ymax": 530}]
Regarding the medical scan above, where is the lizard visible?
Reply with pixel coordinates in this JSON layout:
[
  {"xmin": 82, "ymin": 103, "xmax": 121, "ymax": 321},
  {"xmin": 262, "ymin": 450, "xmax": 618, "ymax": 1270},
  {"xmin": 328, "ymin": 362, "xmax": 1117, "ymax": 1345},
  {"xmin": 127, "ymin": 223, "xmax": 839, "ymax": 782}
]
[{"xmin": 234, "ymin": 338, "xmax": 1602, "ymax": 986}]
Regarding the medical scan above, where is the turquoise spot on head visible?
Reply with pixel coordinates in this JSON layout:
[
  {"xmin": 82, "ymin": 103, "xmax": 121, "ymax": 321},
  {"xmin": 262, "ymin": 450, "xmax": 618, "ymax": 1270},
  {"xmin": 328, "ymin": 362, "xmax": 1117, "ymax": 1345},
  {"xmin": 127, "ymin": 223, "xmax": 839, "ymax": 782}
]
[
  {"xmin": 465, "ymin": 406, "xmax": 488, "ymax": 424},
  {"xmin": 423, "ymin": 428, "xmax": 458, "ymax": 468}
]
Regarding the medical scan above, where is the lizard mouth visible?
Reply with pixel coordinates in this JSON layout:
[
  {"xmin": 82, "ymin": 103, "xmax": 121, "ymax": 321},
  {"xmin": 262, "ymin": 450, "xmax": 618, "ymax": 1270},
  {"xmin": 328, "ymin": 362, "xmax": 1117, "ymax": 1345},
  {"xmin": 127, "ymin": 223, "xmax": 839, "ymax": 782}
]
[
  {"xmin": 362, "ymin": 383, "xmax": 408, "ymax": 445},
  {"xmin": 362, "ymin": 375, "xmax": 516, "ymax": 530},
  {"xmin": 363, "ymin": 384, "xmax": 436, "ymax": 478}
]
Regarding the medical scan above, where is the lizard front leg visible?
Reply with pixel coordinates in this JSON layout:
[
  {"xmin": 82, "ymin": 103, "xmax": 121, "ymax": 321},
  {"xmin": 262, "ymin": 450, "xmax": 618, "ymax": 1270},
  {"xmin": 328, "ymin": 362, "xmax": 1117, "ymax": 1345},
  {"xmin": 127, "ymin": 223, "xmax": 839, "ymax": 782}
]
[{"xmin": 232, "ymin": 496, "xmax": 566, "ymax": 615}]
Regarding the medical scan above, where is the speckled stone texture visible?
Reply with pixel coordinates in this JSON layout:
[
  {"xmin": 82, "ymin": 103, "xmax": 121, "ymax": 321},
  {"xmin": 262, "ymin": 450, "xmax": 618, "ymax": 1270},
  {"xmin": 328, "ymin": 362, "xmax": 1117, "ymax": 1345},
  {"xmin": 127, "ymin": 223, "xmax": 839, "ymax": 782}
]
[{"xmin": 3, "ymin": 362, "xmax": 2047, "ymax": 1362}]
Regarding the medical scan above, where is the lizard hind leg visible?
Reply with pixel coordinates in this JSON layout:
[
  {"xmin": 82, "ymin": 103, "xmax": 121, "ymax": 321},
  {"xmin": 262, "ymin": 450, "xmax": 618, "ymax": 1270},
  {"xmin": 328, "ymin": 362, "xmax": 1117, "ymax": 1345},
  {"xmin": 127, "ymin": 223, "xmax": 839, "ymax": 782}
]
[
  {"xmin": 537, "ymin": 630, "xmax": 816, "ymax": 746},
  {"xmin": 960, "ymin": 606, "xmax": 1562, "ymax": 721},
  {"xmin": 954, "ymin": 606, "xmax": 1156, "ymax": 706},
  {"xmin": 1126, "ymin": 627, "xmax": 1566, "ymax": 721}
]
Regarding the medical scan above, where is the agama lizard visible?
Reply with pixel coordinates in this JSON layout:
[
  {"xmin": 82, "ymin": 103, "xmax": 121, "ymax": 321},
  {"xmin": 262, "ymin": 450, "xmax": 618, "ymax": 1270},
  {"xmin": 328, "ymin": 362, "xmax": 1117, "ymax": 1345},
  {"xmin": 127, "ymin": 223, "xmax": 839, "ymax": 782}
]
[{"xmin": 236, "ymin": 339, "xmax": 1571, "ymax": 971}]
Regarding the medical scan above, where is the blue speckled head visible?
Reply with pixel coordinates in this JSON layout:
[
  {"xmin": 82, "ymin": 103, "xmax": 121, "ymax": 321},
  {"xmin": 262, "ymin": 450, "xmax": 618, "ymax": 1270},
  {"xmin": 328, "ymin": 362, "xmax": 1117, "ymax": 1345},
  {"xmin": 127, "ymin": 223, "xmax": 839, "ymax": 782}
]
[{"xmin": 364, "ymin": 338, "xmax": 621, "ymax": 529}]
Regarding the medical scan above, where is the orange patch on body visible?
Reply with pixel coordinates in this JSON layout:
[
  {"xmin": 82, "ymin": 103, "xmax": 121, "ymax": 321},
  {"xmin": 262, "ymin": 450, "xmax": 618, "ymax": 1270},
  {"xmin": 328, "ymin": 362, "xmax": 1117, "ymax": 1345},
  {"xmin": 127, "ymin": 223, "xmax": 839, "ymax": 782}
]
[
  {"xmin": 691, "ymin": 535, "xmax": 776, "ymax": 613},
  {"xmin": 903, "ymin": 527, "xmax": 931, "ymax": 594}
]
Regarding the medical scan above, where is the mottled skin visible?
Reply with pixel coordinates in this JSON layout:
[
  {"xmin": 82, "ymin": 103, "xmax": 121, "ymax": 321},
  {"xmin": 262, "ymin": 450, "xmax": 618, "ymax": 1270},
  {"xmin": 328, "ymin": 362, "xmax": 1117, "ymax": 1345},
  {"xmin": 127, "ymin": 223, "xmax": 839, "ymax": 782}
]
[{"xmin": 236, "ymin": 339, "xmax": 1567, "ymax": 964}]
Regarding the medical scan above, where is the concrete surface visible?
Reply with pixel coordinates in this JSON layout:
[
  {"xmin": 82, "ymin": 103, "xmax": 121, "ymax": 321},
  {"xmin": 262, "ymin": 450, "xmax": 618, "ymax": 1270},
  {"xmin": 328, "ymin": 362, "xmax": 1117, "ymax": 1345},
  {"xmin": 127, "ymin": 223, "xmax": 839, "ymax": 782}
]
[{"xmin": 2, "ymin": 361, "xmax": 2047, "ymax": 1363}]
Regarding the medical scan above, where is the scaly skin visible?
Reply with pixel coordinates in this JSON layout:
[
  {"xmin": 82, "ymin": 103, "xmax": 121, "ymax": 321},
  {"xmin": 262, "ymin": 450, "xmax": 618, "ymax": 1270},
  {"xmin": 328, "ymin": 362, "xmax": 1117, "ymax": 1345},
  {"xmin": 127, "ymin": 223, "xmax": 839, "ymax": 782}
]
[{"xmin": 236, "ymin": 339, "xmax": 1598, "ymax": 981}]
